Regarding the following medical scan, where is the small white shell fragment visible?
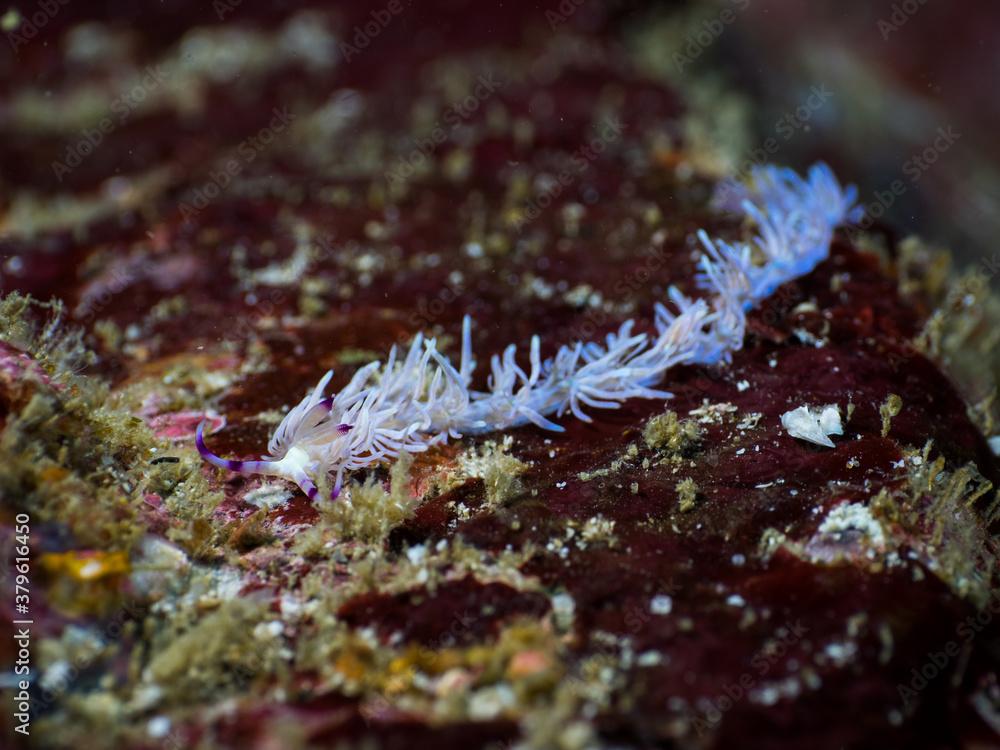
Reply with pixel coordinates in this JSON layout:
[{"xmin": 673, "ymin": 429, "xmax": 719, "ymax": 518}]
[
  {"xmin": 243, "ymin": 482, "xmax": 294, "ymax": 509},
  {"xmin": 781, "ymin": 404, "xmax": 843, "ymax": 448},
  {"xmin": 147, "ymin": 717, "xmax": 171, "ymax": 739},
  {"xmin": 817, "ymin": 502, "xmax": 886, "ymax": 549},
  {"xmin": 650, "ymin": 594, "xmax": 673, "ymax": 615}
]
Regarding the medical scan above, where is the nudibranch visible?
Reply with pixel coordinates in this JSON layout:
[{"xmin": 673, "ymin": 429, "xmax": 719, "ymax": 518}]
[{"xmin": 197, "ymin": 163, "xmax": 860, "ymax": 500}]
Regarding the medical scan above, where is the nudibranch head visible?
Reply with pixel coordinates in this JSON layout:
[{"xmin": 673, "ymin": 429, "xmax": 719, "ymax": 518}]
[{"xmin": 195, "ymin": 370, "xmax": 356, "ymax": 499}]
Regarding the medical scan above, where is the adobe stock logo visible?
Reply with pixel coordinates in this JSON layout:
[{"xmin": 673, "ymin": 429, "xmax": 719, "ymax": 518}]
[
  {"xmin": 50, "ymin": 65, "xmax": 170, "ymax": 181},
  {"xmin": 877, "ymin": 0, "xmax": 930, "ymax": 40},
  {"xmin": 690, "ymin": 619, "xmax": 809, "ymax": 735},
  {"xmin": 897, "ymin": 595, "xmax": 1000, "ymax": 710}
]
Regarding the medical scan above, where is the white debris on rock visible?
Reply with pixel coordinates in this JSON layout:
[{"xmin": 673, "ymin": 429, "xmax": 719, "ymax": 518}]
[
  {"xmin": 650, "ymin": 594, "xmax": 673, "ymax": 615},
  {"xmin": 243, "ymin": 482, "xmax": 295, "ymax": 509},
  {"xmin": 147, "ymin": 716, "xmax": 172, "ymax": 739},
  {"xmin": 817, "ymin": 502, "xmax": 886, "ymax": 550},
  {"xmin": 40, "ymin": 660, "xmax": 72, "ymax": 692},
  {"xmin": 781, "ymin": 404, "xmax": 843, "ymax": 448},
  {"xmin": 688, "ymin": 400, "xmax": 739, "ymax": 424},
  {"xmin": 989, "ymin": 436, "xmax": 1000, "ymax": 456},
  {"xmin": 129, "ymin": 535, "xmax": 190, "ymax": 598},
  {"xmin": 551, "ymin": 592, "xmax": 576, "ymax": 630}
]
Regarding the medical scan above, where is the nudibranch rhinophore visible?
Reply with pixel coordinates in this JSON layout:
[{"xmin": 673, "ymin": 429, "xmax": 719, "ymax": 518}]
[{"xmin": 197, "ymin": 163, "xmax": 860, "ymax": 500}]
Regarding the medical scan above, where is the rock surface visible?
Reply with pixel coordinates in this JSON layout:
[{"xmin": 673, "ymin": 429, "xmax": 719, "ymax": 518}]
[{"xmin": 1, "ymin": 2, "xmax": 998, "ymax": 749}]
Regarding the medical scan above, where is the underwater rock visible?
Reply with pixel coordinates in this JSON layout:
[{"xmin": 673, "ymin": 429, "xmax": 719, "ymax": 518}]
[{"xmin": 0, "ymin": 2, "xmax": 997, "ymax": 749}]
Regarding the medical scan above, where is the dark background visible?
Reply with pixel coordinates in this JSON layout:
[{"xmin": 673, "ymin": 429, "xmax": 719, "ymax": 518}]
[{"xmin": 1, "ymin": 0, "xmax": 998, "ymax": 272}]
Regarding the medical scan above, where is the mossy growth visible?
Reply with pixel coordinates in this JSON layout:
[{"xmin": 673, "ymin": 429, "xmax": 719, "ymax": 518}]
[
  {"xmin": 0, "ymin": 291, "xmax": 221, "ymax": 555},
  {"xmin": 458, "ymin": 435, "xmax": 528, "ymax": 507},
  {"xmin": 880, "ymin": 393, "xmax": 903, "ymax": 437},
  {"xmin": 894, "ymin": 235, "xmax": 953, "ymax": 301},
  {"xmin": 142, "ymin": 597, "xmax": 284, "ymax": 704},
  {"xmin": 225, "ymin": 508, "xmax": 276, "ymax": 552},
  {"xmin": 0, "ymin": 392, "xmax": 146, "ymax": 550},
  {"xmin": 914, "ymin": 264, "xmax": 1000, "ymax": 434},
  {"xmin": 643, "ymin": 410, "xmax": 703, "ymax": 455},
  {"xmin": 145, "ymin": 452, "xmax": 223, "ymax": 521},
  {"xmin": 675, "ymin": 477, "xmax": 699, "ymax": 512},
  {"xmin": 871, "ymin": 442, "xmax": 997, "ymax": 606},
  {"xmin": 321, "ymin": 452, "xmax": 417, "ymax": 543},
  {"xmin": 578, "ymin": 443, "xmax": 639, "ymax": 482},
  {"xmin": 289, "ymin": 523, "xmax": 330, "ymax": 559},
  {"xmin": 295, "ymin": 613, "xmax": 565, "ymax": 726},
  {"xmin": 0, "ymin": 292, "xmax": 95, "ymax": 383}
]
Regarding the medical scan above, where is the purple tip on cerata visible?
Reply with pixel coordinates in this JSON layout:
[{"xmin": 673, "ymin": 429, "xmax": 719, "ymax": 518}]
[
  {"xmin": 338, "ymin": 423, "xmax": 351, "ymax": 433},
  {"xmin": 330, "ymin": 471, "xmax": 344, "ymax": 500}
]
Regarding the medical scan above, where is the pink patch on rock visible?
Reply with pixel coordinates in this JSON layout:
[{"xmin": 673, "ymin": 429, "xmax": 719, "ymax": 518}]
[
  {"xmin": 0, "ymin": 340, "xmax": 61, "ymax": 426},
  {"xmin": 0, "ymin": 340, "xmax": 55, "ymax": 388},
  {"xmin": 147, "ymin": 411, "xmax": 225, "ymax": 442},
  {"xmin": 139, "ymin": 493, "xmax": 172, "ymax": 534}
]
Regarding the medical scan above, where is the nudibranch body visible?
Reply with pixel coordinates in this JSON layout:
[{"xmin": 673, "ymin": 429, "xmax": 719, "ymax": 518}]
[{"xmin": 197, "ymin": 163, "xmax": 860, "ymax": 500}]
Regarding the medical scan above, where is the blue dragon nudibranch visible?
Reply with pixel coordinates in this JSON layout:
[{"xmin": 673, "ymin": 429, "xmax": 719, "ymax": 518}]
[{"xmin": 197, "ymin": 163, "xmax": 860, "ymax": 501}]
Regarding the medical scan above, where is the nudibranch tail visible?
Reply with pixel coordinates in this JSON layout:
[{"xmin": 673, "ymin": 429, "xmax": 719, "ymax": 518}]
[{"xmin": 196, "ymin": 419, "xmax": 267, "ymax": 474}]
